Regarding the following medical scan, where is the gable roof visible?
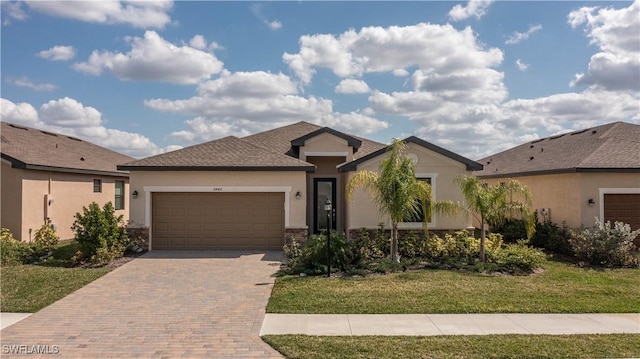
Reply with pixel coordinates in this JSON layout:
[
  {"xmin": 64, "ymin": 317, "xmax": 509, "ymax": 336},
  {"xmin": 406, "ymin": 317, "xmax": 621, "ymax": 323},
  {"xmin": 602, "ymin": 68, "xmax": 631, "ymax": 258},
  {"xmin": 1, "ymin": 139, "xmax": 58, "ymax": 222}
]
[
  {"xmin": 1, "ymin": 122, "xmax": 133, "ymax": 177},
  {"xmin": 475, "ymin": 121, "xmax": 640, "ymax": 178},
  {"xmin": 339, "ymin": 136, "xmax": 483, "ymax": 172},
  {"xmin": 291, "ymin": 127, "xmax": 362, "ymax": 150},
  {"xmin": 119, "ymin": 135, "xmax": 315, "ymax": 171},
  {"xmin": 243, "ymin": 121, "xmax": 386, "ymax": 159}
]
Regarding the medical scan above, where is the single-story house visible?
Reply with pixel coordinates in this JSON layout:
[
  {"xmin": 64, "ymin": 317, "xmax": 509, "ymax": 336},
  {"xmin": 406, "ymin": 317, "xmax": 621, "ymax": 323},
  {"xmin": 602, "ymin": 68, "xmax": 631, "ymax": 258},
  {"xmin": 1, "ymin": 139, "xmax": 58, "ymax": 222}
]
[
  {"xmin": 119, "ymin": 121, "xmax": 482, "ymax": 250},
  {"xmin": 474, "ymin": 121, "xmax": 640, "ymax": 231},
  {"xmin": 1, "ymin": 122, "xmax": 133, "ymax": 241}
]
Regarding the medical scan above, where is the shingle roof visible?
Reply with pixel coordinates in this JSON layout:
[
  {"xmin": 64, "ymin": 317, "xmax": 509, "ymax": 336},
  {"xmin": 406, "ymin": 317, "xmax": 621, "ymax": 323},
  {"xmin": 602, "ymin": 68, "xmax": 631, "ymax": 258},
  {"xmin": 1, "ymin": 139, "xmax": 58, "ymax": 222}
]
[
  {"xmin": 1, "ymin": 122, "xmax": 133, "ymax": 177},
  {"xmin": 475, "ymin": 121, "xmax": 640, "ymax": 178},
  {"xmin": 243, "ymin": 121, "xmax": 387, "ymax": 160},
  {"xmin": 119, "ymin": 135, "xmax": 315, "ymax": 171}
]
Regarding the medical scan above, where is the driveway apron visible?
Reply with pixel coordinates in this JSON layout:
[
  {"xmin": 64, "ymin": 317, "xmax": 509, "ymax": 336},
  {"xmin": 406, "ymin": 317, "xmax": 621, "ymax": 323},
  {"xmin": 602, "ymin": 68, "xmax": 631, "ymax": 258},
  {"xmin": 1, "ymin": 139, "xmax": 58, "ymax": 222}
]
[{"xmin": 1, "ymin": 250, "xmax": 284, "ymax": 358}]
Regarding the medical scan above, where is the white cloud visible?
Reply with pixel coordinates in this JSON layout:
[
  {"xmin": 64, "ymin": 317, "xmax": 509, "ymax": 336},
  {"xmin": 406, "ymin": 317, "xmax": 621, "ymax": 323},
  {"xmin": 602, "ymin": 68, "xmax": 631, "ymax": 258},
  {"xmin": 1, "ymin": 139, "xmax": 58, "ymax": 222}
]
[
  {"xmin": 73, "ymin": 31, "xmax": 223, "ymax": 85},
  {"xmin": 335, "ymin": 79, "xmax": 371, "ymax": 94},
  {"xmin": 0, "ymin": 98, "xmax": 39, "ymax": 125},
  {"xmin": 266, "ymin": 20, "xmax": 282, "ymax": 30},
  {"xmin": 249, "ymin": 3, "xmax": 282, "ymax": 30},
  {"xmin": 505, "ymin": 24, "xmax": 542, "ymax": 45},
  {"xmin": 448, "ymin": 0, "xmax": 494, "ymax": 21},
  {"xmin": 413, "ymin": 88, "xmax": 639, "ymax": 159},
  {"xmin": 145, "ymin": 70, "xmax": 387, "ymax": 144},
  {"xmin": 24, "ymin": 0, "xmax": 174, "ymax": 28},
  {"xmin": 2, "ymin": 1, "xmax": 28, "ymax": 25},
  {"xmin": 0, "ymin": 97, "xmax": 162, "ymax": 158},
  {"xmin": 11, "ymin": 77, "xmax": 57, "ymax": 91},
  {"xmin": 283, "ymin": 23, "xmax": 503, "ymax": 84},
  {"xmin": 515, "ymin": 59, "xmax": 529, "ymax": 71},
  {"xmin": 392, "ymin": 69, "xmax": 409, "ymax": 77},
  {"xmin": 188, "ymin": 35, "xmax": 207, "ymax": 50},
  {"xmin": 568, "ymin": 1, "xmax": 640, "ymax": 91},
  {"xmin": 37, "ymin": 45, "xmax": 76, "ymax": 61}
]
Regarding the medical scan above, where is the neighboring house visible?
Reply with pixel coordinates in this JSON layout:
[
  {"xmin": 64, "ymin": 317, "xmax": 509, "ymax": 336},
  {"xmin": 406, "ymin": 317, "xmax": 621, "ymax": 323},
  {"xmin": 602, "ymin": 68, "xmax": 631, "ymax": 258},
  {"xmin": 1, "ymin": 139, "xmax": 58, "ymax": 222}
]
[
  {"xmin": 475, "ymin": 121, "xmax": 640, "ymax": 231},
  {"xmin": 119, "ymin": 121, "xmax": 482, "ymax": 250},
  {"xmin": 1, "ymin": 122, "xmax": 133, "ymax": 241}
]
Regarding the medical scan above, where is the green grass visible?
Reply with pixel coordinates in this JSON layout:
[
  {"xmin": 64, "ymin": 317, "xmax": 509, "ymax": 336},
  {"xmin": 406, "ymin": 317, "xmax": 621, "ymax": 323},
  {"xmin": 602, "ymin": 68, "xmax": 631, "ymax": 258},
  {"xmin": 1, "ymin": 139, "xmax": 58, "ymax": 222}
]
[
  {"xmin": 267, "ymin": 259, "xmax": 640, "ymax": 313},
  {"xmin": 263, "ymin": 334, "xmax": 640, "ymax": 359},
  {"xmin": 1, "ymin": 241, "xmax": 111, "ymax": 312}
]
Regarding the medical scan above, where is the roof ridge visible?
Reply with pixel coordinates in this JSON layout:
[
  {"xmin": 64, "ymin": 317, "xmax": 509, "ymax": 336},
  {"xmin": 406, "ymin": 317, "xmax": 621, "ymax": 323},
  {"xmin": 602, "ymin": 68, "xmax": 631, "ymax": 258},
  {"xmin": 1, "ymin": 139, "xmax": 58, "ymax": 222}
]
[{"xmin": 235, "ymin": 135, "xmax": 313, "ymax": 166}]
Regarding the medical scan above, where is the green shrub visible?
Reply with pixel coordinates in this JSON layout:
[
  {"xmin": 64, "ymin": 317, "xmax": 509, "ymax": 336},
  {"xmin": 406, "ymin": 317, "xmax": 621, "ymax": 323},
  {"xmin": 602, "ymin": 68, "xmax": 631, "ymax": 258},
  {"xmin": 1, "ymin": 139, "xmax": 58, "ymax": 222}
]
[
  {"xmin": 1, "ymin": 228, "xmax": 21, "ymax": 266},
  {"xmin": 488, "ymin": 242, "xmax": 546, "ymax": 274},
  {"xmin": 354, "ymin": 227, "xmax": 386, "ymax": 262},
  {"xmin": 71, "ymin": 202, "xmax": 128, "ymax": 265},
  {"xmin": 370, "ymin": 257, "xmax": 404, "ymax": 274},
  {"xmin": 374, "ymin": 223, "xmax": 390, "ymax": 257},
  {"xmin": 494, "ymin": 215, "xmax": 572, "ymax": 256},
  {"xmin": 281, "ymin": 230, "xmax": 353, "ymax": 274},
  {"xmin": 399, "ymin": 230, "xmax": 427, "ymax": 259},
  {"xmin": 531, "ymin": 220, "xmax": 572, "ymax": 256},
  {"xmin": 569, "ymin": 219, "xmax": 639, "ymax": 267},
  {"xmin": 33, "ymin": 224, "xmax": 59, "ymax": 254}
]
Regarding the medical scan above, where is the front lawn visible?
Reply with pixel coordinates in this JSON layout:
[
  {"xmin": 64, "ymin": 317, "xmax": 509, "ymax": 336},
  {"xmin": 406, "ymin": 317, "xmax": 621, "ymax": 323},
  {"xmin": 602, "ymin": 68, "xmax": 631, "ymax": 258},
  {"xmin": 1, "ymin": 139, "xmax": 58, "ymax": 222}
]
[
  {"xmin": 263, "ymin": 334, "xmax": 640, "ymax": 359},
  {"xmin": 1, "ymin": 241, "xmax": 111, "ymax": 312},
  {"xmin": 267, "ymin": 259, "xmax": 640, "ymax": 314}
]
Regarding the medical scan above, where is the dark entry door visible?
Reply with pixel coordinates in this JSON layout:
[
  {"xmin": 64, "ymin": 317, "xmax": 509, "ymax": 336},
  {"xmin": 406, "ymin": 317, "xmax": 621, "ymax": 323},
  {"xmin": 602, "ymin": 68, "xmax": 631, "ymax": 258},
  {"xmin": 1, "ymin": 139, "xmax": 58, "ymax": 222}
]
[{"xmin": 313, "ymin": 178, "xmax": 336, "ymax": 233}]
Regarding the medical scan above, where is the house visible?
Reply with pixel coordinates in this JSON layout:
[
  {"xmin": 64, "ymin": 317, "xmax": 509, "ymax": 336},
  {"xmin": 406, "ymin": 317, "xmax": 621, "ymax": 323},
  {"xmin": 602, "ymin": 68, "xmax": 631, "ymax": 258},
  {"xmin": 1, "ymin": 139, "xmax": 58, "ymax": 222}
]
[
  {"xmin": 119, "ymin": 121, "xmax": 482, "ymax": 250},
  {"xmin": 1, "ymin": 122, "xmax": 133, "ymax": 241},
  {"xmin": 474, "ymin": 121, "xmax": 640, "ymax": 232}
]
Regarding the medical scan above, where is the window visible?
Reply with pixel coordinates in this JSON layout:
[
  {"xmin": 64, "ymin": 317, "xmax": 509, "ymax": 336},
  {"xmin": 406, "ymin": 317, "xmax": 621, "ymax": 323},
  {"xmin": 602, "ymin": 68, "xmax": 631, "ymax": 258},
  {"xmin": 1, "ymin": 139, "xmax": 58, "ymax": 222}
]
[
  {"xmin": 115, "ymin": 181, "xmax": 125, "ymax": 210},
  {"xmin": 403, "ymin": 177, "xmax": 432, "ymax": 223},
  {"xmin": 93, "ymin": 179, "xmax": 102, "ymax": 193}
]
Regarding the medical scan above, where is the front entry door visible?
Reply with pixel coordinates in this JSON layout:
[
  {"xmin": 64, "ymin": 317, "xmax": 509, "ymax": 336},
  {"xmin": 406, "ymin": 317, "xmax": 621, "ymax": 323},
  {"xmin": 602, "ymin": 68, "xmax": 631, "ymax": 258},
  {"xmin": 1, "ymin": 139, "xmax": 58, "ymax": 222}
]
[{"xmin": 313, "ymin": 178, "xmax": 337, "ymax": 233}]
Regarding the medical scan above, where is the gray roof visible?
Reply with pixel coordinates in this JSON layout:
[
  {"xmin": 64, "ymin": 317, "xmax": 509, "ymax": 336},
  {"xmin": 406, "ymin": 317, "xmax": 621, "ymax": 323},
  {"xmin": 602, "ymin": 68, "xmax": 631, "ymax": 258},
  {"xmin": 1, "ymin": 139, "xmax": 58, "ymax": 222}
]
[
  {"xmin": 121, "ymin": 121, "xmax": 387, "ymax": 171},
  {"xmin": 475, "ymin": 121, "xmax": 640, "ymax": 178},
  {"xmin": 1, "ymin": 122, "xmax": 133, "ymax": 177},
  {"xmin": 119, "ymin": 135, "xmax": 315, "ymax": 171},
  {"xmin": 244, "ymin": 121, "xmax": 387, "ymax": 160}
]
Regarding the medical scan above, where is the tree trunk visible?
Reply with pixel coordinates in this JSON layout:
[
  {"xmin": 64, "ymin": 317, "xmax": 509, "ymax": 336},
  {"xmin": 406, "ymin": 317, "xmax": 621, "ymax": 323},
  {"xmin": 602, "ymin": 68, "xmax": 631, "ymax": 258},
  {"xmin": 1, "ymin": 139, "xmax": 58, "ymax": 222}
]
[
  {"xmin": 479, "ymin": 217, "xmax": 486, "ymax": 263},
  {"xmin": 391, "ymin": 222, "xmax": 399, "ymax": 262}
]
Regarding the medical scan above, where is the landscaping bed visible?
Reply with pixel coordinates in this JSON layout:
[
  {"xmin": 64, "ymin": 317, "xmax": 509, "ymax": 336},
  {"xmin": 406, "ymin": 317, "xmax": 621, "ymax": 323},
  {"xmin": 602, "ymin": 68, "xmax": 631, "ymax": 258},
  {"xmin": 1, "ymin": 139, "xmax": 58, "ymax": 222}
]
[{"xmin": 267, "ymin": 259, "xmax": 640, "ymax": 314}]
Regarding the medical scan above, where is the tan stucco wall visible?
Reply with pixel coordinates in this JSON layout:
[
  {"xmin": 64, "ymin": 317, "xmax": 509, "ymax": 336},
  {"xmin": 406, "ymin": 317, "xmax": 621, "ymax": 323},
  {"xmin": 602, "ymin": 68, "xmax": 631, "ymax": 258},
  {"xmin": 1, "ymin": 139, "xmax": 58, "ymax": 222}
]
[
  {"xmin": 1, "ymin": 164, "xmax": 129, "ymax": 241},
  {"xmin": 298, "ymin": 133, "xmax": 354, "ymax": 162},
  {"xmin": 482, "ymin": 172, "xmax": 640, "ymax": 229},
  {"xmin": 1, "ymin": 161, "xmax": 23, "ymax": 239},
  {"xmin": 346, "ymin": 142, "xmax": 474, "ymax": 231},
  {"xmin": 128, "ymin": 171, "xmax": 308, "ymax": 230}
]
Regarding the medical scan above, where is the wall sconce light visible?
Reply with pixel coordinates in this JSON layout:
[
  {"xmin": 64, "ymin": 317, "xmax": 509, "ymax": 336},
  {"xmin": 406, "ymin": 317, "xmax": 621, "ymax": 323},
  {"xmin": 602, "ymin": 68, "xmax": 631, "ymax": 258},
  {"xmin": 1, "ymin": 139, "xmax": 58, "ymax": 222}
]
[
  {"xmin": 295, "ymin": 191, "xmax": 302, "ymax": 199},
  {"xmin": 132, "ymin": 190, "xmax": 139, "ymax": 199},
  {"xmin": 588, "ymin": 198, "xmax": 595, "ymax": 207}
]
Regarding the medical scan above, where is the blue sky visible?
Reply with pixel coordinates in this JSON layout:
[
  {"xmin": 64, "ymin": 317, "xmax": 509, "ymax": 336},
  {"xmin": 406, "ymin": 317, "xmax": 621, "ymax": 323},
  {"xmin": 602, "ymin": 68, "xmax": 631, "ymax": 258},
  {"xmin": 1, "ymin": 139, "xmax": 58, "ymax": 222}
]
[{"xmin": 1, "ymin": 1, "xmax": 638, "ymax": 159}]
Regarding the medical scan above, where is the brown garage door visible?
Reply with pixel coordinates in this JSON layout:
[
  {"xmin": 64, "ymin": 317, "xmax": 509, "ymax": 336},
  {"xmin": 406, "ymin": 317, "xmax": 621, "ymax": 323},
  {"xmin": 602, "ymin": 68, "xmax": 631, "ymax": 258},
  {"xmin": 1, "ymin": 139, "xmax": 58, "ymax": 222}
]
[
  {"xmin": 604, "ymin": 194, "xmax": 640, "ymax": 231},
  {"xmin": 152, "ymin": 192, "xmax": 284, "ymax": 249}
]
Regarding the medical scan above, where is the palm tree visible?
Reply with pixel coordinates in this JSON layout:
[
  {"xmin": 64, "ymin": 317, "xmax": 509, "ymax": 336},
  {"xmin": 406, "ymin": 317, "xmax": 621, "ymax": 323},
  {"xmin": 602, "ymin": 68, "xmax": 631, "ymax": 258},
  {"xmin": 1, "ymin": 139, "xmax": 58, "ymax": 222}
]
[
  {"xmin": 346, "ymin": 139, "xmax": 457, "ymax": 261},
  {"xmin": 455, "ymin": 175, "xmax": 535, "ymax": 262}
]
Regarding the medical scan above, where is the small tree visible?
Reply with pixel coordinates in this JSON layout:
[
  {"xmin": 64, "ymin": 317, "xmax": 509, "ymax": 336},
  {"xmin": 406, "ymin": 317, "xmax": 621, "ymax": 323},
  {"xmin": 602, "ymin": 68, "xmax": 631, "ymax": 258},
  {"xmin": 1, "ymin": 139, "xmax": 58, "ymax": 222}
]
[
  {"xmin": 71, "ymin": 202, "xmax": 128, "ymax": 264},
  {"xmin": 455, "ymin": 175, "xmax": 535, "ymax": 262},
  {"xmin": 347, "ymin": 139, "xmax": 458, "ymax": 261}
]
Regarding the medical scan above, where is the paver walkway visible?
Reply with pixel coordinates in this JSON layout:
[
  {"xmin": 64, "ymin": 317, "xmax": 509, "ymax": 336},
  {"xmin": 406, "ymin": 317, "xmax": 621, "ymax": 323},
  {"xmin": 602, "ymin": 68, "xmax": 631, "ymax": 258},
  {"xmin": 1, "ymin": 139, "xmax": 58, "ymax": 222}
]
[
  {"xmin": 1, "ymin": 250, "xmax": 284, "ymax": 358},
  {"xmin": 261, "ymin": 313, "xmax": 640, "ymax": 336}
]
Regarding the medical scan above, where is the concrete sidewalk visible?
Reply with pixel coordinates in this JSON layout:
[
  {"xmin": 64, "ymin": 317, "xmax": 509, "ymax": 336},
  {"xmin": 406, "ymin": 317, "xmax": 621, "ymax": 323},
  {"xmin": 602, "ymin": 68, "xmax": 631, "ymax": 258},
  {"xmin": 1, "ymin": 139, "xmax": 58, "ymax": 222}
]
[
  {"xmin": 260, "ymin": 313, "xmax": 640, "ymax": 336},
  {"xmin": 0, "ymin": 313, "xmax": 32, "ymax": 330}
]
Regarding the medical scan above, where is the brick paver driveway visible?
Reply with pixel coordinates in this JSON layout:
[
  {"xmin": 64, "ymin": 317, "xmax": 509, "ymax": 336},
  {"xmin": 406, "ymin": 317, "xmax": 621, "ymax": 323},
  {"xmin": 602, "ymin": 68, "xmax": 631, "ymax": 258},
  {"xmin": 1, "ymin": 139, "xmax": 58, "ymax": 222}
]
[{"xmin": 1, "ymin": 250, "xmax": 284, "ymax": 358}]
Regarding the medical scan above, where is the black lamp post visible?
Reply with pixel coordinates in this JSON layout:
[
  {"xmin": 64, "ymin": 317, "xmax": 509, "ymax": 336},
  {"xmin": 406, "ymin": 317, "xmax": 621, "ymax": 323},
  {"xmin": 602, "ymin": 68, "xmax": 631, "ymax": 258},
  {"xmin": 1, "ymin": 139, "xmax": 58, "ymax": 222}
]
[{"xmin": 324, "ymin": 199, "xmax": 332, "ymax": 277}]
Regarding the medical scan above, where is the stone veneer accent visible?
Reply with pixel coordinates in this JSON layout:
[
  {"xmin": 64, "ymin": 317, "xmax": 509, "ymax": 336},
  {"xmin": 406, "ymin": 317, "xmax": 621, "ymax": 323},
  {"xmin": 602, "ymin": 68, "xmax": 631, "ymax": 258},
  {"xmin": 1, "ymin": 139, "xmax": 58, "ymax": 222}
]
[
  {"xmin": 285, "ymin": 227, "xmax": 309, "ymax": 245},
  {"xmin": 348, "ymin": 228, "xmax": 475, "ymax": 242}
]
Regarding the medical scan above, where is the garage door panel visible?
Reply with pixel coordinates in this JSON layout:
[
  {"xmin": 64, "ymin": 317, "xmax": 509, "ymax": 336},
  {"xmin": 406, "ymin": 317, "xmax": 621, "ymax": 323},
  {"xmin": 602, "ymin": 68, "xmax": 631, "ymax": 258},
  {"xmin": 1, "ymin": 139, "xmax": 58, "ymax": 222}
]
[
  {"xmin": 604, "ymin": 194, "xmax": 640, "ymax": 232},
  {"xmin": 152, "ymin": 192, "xmax": 284, "ymax": 249}
]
